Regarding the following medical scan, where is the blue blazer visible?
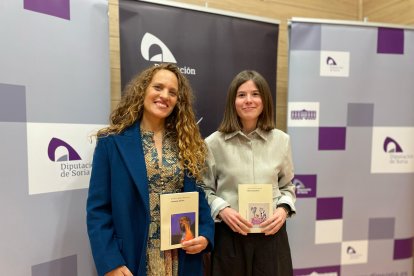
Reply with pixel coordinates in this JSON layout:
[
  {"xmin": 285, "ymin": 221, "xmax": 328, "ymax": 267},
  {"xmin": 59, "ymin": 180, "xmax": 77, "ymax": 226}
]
[{"xmin": 86, "ymin": 122, "xmax": 214, "ymax": 276}]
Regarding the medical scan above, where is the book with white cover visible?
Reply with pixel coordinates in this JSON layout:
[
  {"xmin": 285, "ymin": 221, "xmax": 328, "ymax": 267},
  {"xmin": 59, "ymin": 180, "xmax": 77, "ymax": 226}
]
[
  {"xmin": 160, "ymin": 191, "xmax": 198, "ymax": 250},
  {"xmin": 239, "ymin": 184, "xmax": 273, "ymax": 233}
]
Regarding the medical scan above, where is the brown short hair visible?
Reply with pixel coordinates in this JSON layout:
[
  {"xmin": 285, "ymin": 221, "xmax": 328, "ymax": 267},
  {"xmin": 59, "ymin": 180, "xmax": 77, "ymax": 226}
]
[{"xmin": 218, "ymin": 70, "xmax": 275, "ymax": 133}]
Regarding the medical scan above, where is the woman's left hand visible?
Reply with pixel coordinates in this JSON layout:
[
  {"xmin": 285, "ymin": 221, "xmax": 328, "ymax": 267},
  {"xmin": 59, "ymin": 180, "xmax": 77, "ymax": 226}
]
[
  {"xmin": 259, "ymin": 207, "xmax": 287, "ymax": 235},
  {"xmin": 181, "ymin": 236, "xmax": 208, "ymax": 254}
]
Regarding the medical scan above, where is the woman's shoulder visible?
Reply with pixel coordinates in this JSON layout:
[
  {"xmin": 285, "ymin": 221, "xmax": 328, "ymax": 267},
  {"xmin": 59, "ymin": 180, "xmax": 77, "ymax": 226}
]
[
  {"xmin": 96, "ymin": 131, "xmax": 125, "ymax": 147},
  {"xmin": 205, "ymin": 131, "xmax": 223, "ymax": 142},
  {"xmin": 204, "ymin": 131, "xmax": 224, "ymax": 152},
  {"xmin": 268, "ymin": 128, "xmax": 290, "ymax": 141},
  {"xmin": 97, "ymin": 132, "xmax": 116, "ymax": 141},
  {"xmin": 97, "ymin": 122, "xmax": 138, "ymax": 140}
]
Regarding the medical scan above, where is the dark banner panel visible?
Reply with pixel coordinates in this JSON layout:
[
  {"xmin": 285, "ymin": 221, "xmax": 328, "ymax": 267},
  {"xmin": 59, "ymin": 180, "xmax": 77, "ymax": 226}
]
[{"xmin": 119, "ymin": 0, "xmax": 278, "ymax": 136}]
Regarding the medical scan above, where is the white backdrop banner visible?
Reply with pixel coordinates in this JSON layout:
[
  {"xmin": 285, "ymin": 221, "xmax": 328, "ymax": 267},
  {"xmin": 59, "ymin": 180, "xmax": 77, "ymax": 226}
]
[
  {"xmin": 287, "ymin": 19, "xmax": 414, "ymax": 275},
  {"xmin": 0, "ymin": 0, "xmax": 110, "ymax": 275}
]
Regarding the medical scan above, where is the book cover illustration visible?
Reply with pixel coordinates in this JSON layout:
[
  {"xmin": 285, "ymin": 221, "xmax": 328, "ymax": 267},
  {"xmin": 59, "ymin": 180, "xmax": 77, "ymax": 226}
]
[
  {"xmin": 160, "ymin": 191, "xmax": 198, "ymax": 250},
  {"xmin": 238, "ymin": 184, "xmax": 273, "ymax": 233}
]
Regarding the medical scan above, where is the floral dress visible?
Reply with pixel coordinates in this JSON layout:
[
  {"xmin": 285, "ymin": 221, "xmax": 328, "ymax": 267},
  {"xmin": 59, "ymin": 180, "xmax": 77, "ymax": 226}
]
[{"xmin": 141, "ymin": 129, "xmax": 183, "ymax": 276}]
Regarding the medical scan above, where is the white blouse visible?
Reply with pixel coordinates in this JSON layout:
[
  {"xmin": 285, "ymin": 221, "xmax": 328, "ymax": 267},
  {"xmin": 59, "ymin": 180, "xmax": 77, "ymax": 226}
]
[{"xmin": 202, "ymin": 128, "xmax": 296, "ymax": 220}]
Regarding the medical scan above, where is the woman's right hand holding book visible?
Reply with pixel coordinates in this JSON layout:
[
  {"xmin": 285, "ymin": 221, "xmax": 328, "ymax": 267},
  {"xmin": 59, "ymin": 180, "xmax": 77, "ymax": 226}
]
[{"xmin": 218, "ymin": 207, "xmax": 253, "ymax": 235}]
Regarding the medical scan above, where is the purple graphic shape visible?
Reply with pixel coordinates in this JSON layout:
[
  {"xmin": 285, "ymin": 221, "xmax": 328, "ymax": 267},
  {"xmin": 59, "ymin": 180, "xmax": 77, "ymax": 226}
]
[
  {"xmin": 316, "ymin": 197, "xmax": 343, "ymax": 220},
  {"xmin": 377, "ymin": 27, "xmax": 404, "ymax": 54},
  {"xmin": 0, "ymin": 83, "xmax": 26, "ymax": 122},
  {"xmin": 48, "ymin": 137, "xmax": 81, "ymax": 161},
  {"xmin": 294, "ymin": 265, "xmax": 341, "ymax": 276},
  {"xmin": 293, "ymin": 174, "xmax": 317, "ymax": 198},
  {"xmin": 290, "ymin": 22, "xmax": 321, "ymax": 51},
  {"xmin": 393, "ymin": 238, "xmax": 413, "ymax": 260},
  {"xmin": 32, "ymin": 255, "xmax": 77, "ymax": 276},
  {"xmin": 318, "ymin": 127, "xmax": 346, "ymax": 150},
  {"xmin": 347, "ymin": 103, "xmax": 374, "ymax": 127},
  {"xmin": 383, "ymin": 137, "xmax": 403, "ymax": 152},
  {"xmin": 369, "ymin": 217, "xmax": 395, "ymax": 240},
  {"xmin": 326, "ymin": 56, "xmax": 337, "ymax": 65},
  {"xmin": 290, "ymin": 109, "xmax": 317, "ymax": 121},
  {"xmin": 24, "ymin": 0, "xmax": 70, "ymax": 20},
  {"xmin": 346, "ymin": 246, "xmax": 356, "ymax": 254}
]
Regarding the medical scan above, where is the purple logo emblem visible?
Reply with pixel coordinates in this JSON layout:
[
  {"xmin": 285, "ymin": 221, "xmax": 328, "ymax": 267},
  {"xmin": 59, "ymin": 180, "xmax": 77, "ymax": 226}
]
[
  {"xmin": 346, "ymin": 246, "xmax": 356, "ymax": 255},
  {"xmin": 48, "ymin": 137, "xmax": 81, "ymax": 162},
  {"xmin": 290, "ymin": 109, "xmax": 317, "ymax": 120},
  {"xmin": 326, "ymin": 56, "xmax": 337, "ymax": 65},
  {"xmin": 293, "ymin": 175, "xmax": 317, "ymax": 198},
  {"xmin": 383, "ymin": 137, "xmax": 403, "ymax": 153}
]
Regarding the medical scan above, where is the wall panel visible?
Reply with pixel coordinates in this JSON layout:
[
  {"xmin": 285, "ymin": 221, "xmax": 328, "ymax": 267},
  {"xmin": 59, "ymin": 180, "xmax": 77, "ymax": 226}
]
[{"xmin": 363, "ymin": 0, "xmax": 414, "ymax": 25}]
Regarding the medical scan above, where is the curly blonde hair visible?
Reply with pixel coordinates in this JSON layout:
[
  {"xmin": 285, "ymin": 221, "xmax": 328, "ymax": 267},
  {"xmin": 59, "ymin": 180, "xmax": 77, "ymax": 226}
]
[{"xmin": 98, "ymin": 63, "xmax": 207, "ymax": 181}]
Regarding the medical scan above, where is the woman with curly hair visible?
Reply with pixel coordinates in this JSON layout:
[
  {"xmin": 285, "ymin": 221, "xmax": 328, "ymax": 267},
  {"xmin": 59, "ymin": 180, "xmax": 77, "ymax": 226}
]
[{"xmin": 86, "ymin": 63, "xmax": 214, "ymax": 276}]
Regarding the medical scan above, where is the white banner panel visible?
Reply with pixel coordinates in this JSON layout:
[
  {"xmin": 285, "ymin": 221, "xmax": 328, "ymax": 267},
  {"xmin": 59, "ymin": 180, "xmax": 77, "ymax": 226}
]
[
  {"xmin": 0, "ymin": 0, "xmax": 109, "ymax": 274},
  {"xmin": 27, "ymin": 123, "xmax": 105, "ymax": 194},
  {"xmin": 371, "ymin": 127, "xmax": 414, "ymax": 173},
  {"xmin": 288, "ymin": 102, "xmax": 320, "ymax": 127},
  {"xmin": 288, "ymin": 19, "xmax": 414, "ymax": 276}
]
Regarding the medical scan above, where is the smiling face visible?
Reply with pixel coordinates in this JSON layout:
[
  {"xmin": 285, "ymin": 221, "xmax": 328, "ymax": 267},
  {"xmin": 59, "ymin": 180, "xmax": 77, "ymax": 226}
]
[
  {"xmin": 142, "ymin": 69, "xmax": 178, "ymax": 124},
  {"xmin": 234, "ymin": 80, "xmax": 263, "ymax": 132}
]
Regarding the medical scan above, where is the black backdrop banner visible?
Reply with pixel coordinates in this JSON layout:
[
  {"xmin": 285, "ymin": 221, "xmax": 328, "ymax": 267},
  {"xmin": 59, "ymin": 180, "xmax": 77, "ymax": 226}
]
[{"xmin": 119, "ymin": 0, "xmax": 279, "ymax": 137}]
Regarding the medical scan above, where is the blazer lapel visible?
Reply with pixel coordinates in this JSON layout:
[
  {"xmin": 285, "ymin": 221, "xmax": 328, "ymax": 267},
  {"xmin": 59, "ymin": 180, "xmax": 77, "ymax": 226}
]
[{"xmin": 113, "ymin": 122, "xmax": 149, "ymax": 213}]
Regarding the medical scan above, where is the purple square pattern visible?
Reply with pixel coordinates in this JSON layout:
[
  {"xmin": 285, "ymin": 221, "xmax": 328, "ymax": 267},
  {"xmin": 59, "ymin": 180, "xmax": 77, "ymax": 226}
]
[
  {"xmin": 24, "ymin": 0, "xmax": 70, "ymax": 20},
  {"xmin": 393, "ymin": 238, "xmax": 413, "ymax": 260},
  {"xmin": 316, "ymin": 197, "xmax": 343, "ymax": 220},
  {"xmin": 377, "ymin": 27, "xmax": 404, "ymax": 54},
  {"xmin": 318, "ymin": 127, "xmax": 346, "ymax": 150},
  {"xmin": 293, "ymin": 174, "xmax": 317, "ymax": 198}
]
